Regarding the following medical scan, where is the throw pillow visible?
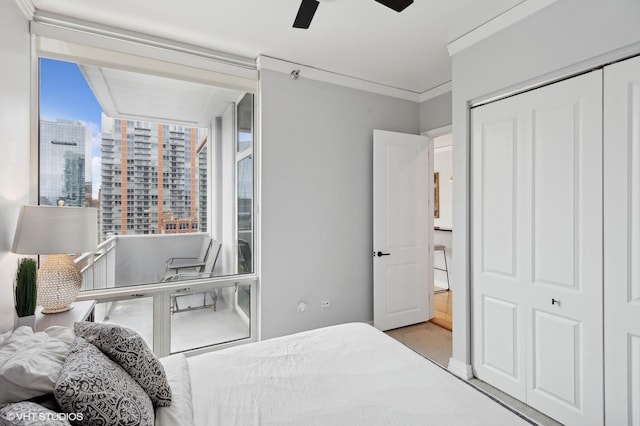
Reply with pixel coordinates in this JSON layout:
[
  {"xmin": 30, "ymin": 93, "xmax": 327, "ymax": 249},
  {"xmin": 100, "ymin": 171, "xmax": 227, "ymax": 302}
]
[
  {"xmin": 54, "ymin": 337, "xmax": 154, "ymax": 426},
  {"xmin": 74, "ymin": 321, "xmax": 171, "ymax": 407}
]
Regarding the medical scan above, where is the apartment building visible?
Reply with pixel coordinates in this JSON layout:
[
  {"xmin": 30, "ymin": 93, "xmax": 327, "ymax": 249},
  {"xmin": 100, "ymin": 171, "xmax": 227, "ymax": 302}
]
[
  {"xmin": 197, "ymin": 142, "xmax": 208, "ymax": 233},
  {"xmin": 100, "ymin": 114, "xmax": 205, "ymax": 238}
]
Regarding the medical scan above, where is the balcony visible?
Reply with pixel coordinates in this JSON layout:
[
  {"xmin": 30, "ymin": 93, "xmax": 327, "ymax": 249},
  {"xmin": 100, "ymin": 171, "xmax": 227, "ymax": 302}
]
[{"xmin": 76, "ymin": 233, "xmax": 254, "ymax": 355}]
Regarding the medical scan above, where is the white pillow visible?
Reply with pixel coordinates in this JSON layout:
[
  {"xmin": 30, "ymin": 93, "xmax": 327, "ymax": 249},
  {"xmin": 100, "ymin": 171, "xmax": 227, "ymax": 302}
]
[
  {"xmin": 0, "ymin": 326, "xmax": 75, "ymax": 404},
  {"xmin": 156, "ymin": 353, "xmax": 195, "ymax": 426}
]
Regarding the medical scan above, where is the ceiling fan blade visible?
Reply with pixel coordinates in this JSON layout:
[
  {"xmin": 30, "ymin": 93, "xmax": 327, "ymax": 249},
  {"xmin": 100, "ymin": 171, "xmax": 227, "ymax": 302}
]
[
  {"xmin": 293, "ymin": 0, "xmax": 320, "ymax": 29},
  {"xmin": 373, "ymin": 0, "xmax": 413, "ymax": 12}
]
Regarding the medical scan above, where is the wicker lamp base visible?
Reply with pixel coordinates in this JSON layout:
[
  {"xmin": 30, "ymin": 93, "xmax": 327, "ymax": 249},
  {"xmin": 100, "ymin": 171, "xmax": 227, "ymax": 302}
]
[{"xmin": 37, "ymin": 254, "xmax": 82, "ymax": 314}]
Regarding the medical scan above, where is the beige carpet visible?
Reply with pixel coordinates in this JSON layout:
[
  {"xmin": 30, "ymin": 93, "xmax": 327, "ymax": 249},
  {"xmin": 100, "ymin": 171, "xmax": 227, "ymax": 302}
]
[
  {"xmin": 385, "ymin": 321, "xmax": 452, "ymax": 367},
  {"xmin": 386, "ymin": 322, "xmax": 562, "ymax": 426}
]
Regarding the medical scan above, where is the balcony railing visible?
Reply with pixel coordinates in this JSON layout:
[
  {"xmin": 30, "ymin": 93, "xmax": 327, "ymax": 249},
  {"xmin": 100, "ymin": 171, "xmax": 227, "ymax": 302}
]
[
  {"xmin": 74, "ymin": 233, "xmax": 256, "ymax": 356},
  {"xmin": 77, "ymin": 232, "xmax": 219, "ymax": 291},
  {"xmin": 77, "ymin": 236, "xmax": 117, "ymax": 291}
]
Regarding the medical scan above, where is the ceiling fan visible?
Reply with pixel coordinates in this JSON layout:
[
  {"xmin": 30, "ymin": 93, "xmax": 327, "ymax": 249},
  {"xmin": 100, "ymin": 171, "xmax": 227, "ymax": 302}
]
[{"xmin": 293, "ymin": 0, "xmax": 413, "ymax": 29}]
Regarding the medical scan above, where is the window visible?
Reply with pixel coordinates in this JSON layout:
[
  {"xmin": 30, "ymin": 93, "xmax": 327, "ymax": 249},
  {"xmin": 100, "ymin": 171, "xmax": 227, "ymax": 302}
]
[
  {"xmin": 39, "ymin": 56, "xmax": 255, "ymax": 280},
  {"xmin": 36, "ymin": 30, "xmax": 258, "ymax": 355},
  {"xmin": 236, "ymin": 93, "xmax": 254, "ymax": 274}
]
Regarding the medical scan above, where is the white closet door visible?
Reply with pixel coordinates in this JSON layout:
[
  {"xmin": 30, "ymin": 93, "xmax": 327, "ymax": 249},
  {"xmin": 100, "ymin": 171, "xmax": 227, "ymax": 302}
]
[
  {"xmin": 471, "ymin": 98, "xmax": 528, "ymax": 400},
  {"xmin": 604, "ymin": 55, "xmax": 640, "ymax": 426},
  {"xmin": 472, "ymin": 70, "xmax": 603, "ymax": 426},
  {"xmin": 523, "ymin": 70, "xmax": 603, "ymax": 426}
]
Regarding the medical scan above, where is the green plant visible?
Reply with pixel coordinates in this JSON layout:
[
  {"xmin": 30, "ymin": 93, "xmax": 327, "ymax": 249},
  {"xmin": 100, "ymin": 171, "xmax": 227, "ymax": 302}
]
[{"xmin": 15, "ymin": 258, "xmax": 37, "ymax": 317}]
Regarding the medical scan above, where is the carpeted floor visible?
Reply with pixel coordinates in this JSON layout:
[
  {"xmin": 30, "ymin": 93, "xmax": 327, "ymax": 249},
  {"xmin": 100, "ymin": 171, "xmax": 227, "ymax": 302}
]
[
  {"xmin": 385, "ymin": 321, "xmax": 452, "ymax": 367},
  {"xmin": 386, "ymin": 321, "xmax": 562, "ymax": 426}
]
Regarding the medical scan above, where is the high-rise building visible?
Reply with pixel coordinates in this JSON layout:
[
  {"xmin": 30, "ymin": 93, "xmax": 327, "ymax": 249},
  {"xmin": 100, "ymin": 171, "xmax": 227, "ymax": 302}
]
[
  {"xmin": 197, "ymin": 143, "xmax": 208, "ymax": 233},
  {"xmin": 100, "ymin": 114, "xmax": 205, "ymax": 239},
  {"xmin": 40, "ymin": 119, "xmax": 91, "ymax": 207}
]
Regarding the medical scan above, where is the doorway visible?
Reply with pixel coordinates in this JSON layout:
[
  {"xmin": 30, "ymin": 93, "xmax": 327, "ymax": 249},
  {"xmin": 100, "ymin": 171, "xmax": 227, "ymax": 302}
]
[
  {"xmin": 431, "ymin": 130, "xmax": 453, "ymax": 332},
  {"xmin": 385, "ymin": 127, "xmax": 453, "ymax": 368}
]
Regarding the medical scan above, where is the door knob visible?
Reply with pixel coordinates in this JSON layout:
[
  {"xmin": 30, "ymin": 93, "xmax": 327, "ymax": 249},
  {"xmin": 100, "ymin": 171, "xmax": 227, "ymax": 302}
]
[
  {"xmin": 377, "ymin": 251, "xmax": 391, "ymax": 257},
  {"xmin": 552, "ymin": 298, "xmax": 560, "ymax": 306}
]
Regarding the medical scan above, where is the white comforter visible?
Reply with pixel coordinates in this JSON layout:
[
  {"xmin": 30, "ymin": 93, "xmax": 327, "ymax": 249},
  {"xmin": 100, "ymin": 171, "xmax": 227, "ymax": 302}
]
[{"xmin": 187, "ymin": 323, "xmax": 529, "ymax": 426}]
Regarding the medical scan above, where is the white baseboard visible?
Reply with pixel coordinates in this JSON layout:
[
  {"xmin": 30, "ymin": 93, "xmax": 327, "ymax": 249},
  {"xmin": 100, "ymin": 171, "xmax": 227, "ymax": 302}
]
[{"xmin": 447, "ymin": 357, "xmax": 473, "ymax": 380}]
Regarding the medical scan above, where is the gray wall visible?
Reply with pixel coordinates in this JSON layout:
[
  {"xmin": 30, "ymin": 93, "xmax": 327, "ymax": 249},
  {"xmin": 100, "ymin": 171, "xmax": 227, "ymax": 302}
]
[
  {"xmin": 449, "ymin": 0, "xmax": 640, "ymax": 369},
  {"xmin": 0, "ymin": 2, "xmax": 31, "ymax": 333},
  {"xmin": 420, "ymin": 91, "xmax": 452, "ymax": 133},
  {"xmin": 260, "ymin": 69, "xmax": 420, "ymax": 339}
]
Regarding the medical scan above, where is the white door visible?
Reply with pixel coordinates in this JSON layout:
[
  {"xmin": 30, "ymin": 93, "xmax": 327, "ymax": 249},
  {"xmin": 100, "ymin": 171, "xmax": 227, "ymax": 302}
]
[
  {"xmin": 472, "ymin": 71, "xmax": 603, "ymax": 425},
  {"xmin": 373, "ymin": 130, "xmax": 430, "ymax": 331},
  {"xmin": 471, "ymin": 95, "xmax": 528, "ymax": 401},
  {"xmin": 604, "ymin": 55, "xmax": 640, "ymax": 426}
]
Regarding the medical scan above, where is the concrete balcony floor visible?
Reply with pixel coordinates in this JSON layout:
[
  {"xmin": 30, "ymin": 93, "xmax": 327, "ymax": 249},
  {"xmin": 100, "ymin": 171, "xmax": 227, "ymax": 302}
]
[{"xmin": 93, "ymin": 293, "xmax": 250, "ymax": 353}]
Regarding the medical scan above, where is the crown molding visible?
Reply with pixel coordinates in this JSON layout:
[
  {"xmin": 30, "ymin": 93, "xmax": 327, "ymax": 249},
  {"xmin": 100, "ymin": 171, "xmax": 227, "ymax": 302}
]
[
  {"xmin": 447, "ymin": 0, "xmax": 558, "ymax": 57},
  {"xmin": 14, "ymin": 0, "xmax": 35, "ymax": 20},
  {"xmin": 257, "ymin": 55, "xmax": 421, "ymax": 102},
  {"xmin": 418, "ymin": 81, "xmax": 452, "ymax": 103}
]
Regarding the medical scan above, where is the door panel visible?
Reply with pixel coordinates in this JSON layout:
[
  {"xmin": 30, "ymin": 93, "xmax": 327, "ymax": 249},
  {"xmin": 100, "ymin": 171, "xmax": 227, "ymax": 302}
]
[
  {"xmin": 482, "ymin": 296, "xmax": 519, "ymax": 378},
  {"xmin": 386, "ymin": 143, "xmax": 421, "ymax": 249},
  {"xmin": 472, "ymin": 70, "xmax": 603, "ymax": 425},
  {"xmin": 472, "ymin": 108, "xmax": 527, "ymax": 401},
  {"xmin": 373, "ymin": 130, "xmax": 430, "ymax": 331},
  {"xmin": 604, "ymin": 54, "xmax": 640, "ymax": 426},
  {"xmin": 533, "ymin": 103, "xmax": 577, "ymax": 288},
  {"xmin": 482, "ymin": 118, "xmax": 518, "ymax": 277},
  {"xmin": 386, "ymin": 264, "xmax": 422, "ymax": 314},
  {"xmin": 525, "ymin": 71, "xmax": 602, "ymax": 426},
  {"xmin": 532, "ymin": 310, "xmax": 580, "ymax": 406}
]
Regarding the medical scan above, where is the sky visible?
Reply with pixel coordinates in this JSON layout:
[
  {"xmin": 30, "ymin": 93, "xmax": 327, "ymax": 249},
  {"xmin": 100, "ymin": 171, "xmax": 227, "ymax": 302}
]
[
  {"xmin": 40, "ymin": 58, "xmax": 248, "ymax": 201},
  {"xmin": 40, "ymin": 58, "xmax": 103, "ymax": 198}
]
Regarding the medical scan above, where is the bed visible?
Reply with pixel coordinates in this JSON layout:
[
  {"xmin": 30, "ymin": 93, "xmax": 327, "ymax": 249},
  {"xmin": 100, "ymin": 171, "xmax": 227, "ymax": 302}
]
[{"xmin": 0, "ymin": 322, "xmax": 530, "ymax": 425}]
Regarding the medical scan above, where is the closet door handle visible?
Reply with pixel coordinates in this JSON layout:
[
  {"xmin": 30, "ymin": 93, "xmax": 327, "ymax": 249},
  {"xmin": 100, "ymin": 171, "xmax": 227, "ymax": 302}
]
[
  {"xmin": 377, "ymin": 251, "xmax": 391, "ymax": 257},
  {"xmin": 551, "ymin": 298, "xmax": 560, "ymax": 306}
]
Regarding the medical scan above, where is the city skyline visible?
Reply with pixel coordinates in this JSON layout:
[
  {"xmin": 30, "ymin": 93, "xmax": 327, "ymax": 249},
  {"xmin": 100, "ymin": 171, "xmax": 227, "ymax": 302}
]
[{"xmin": 41, "ymin": 57, "xmax": 208, "ymax": 238}]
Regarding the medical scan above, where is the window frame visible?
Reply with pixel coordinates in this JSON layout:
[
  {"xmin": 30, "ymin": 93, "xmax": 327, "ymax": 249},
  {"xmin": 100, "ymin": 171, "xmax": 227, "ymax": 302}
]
[
  {"xmin": 30, "ymin": 21, "xmax": 261, "ymax": 355},
  {"xmin": 235, "ymin": 92, "xmax": 254, "ymax": 275}
]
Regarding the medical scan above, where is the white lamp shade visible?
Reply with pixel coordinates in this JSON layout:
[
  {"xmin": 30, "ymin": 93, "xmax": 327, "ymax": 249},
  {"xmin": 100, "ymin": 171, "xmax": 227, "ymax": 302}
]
[{"xmin": 12, "ymin": 206, "xmax": 98, "ymax": 255}]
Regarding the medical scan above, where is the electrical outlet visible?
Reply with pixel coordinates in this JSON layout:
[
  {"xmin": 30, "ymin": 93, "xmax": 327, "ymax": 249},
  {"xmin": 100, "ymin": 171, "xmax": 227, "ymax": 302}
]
[
  {"xmin": 297, "ymin": 302, "xmax": 307, "ymax": 313},
  {"xmin": 321, "ymin": 300, "xmax": 330, "ymax": 308}
]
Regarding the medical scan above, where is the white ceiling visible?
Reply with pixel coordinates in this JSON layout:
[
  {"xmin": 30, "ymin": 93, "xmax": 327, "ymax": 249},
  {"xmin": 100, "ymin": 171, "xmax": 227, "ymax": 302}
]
[
  {"xmin": 30, "ymin": 0, "xmax": 527, "ymax": 94},
  {"xmin": 80, "ymin": 65, "xmax": 243, "ymax": 127}
]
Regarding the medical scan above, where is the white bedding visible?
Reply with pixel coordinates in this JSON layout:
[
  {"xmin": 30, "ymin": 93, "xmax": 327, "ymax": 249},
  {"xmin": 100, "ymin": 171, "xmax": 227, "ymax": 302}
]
[
  {"xmin": 187, "ymin": 323, "xmax": 529, "ymax": 425},
  {"xmin": 157, "ymin": 353, "xmax": 195, "ymax": 426}
]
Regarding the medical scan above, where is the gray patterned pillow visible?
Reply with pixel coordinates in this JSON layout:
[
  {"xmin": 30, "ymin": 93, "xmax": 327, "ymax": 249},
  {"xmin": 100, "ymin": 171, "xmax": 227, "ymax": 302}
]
[
  {"xmin": 54, "ymin": 337, "xmax": 154, "ymax": 426},
  {"xmin": 74, "ymin": 322, "xmax": 171, "ymax": 407},
  {"xmin": 0, "ymin": 401, "xmax": 70, "ymax": 425}
]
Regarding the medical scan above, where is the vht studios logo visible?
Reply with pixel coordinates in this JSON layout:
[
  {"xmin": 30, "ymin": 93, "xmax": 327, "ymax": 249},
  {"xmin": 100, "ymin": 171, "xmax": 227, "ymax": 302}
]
[{"xmin": 6, "ymin": 412, "xmax": 84, "ymax": 422}]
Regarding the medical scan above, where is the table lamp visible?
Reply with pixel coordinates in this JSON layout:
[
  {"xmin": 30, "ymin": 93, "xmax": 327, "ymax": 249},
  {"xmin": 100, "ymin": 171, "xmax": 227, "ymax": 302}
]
[{"xmin": 12, "ymin": 206, "xmax": 98, "ymax": 313}]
